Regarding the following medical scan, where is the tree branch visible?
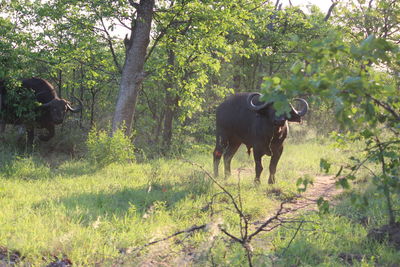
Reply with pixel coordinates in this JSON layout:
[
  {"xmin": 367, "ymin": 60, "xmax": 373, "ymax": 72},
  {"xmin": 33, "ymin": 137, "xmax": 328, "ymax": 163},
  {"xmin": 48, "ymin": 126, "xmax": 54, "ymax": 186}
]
[
  {"xmin": 324, "ymin": 2, "xmax": 338, "ymax": 22},
  {"xmin": 248, "ymin": 201, "xmax": 289, "ymax": 240},
  {"xmin": 99, "ymin": 17, "xmax": 122, "ymax": 73},
  {"xmin": 128, "ymin": 0, "xmax": 140, "ymax": 9},
  {"xmin": 130, "ymin": 224, "xmax": 207, "ymax": 254},
  {"xmin": 367, "ymin": 94, "xmax": 400, "ymax": 121},
  {"xmin": 280, "ymin": 220, "xmax": 304, "ymax": 256}
]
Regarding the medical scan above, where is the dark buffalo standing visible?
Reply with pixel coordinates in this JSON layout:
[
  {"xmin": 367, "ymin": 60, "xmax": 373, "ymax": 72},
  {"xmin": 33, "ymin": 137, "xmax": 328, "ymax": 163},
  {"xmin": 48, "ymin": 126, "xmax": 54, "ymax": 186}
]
[
  {"xmin": 0, "ymin": 77, "xmax": 82, "ymax": 146},
  {"xmin": 213, "ymin": 92, "xmax": 308, "ymax": 184}
]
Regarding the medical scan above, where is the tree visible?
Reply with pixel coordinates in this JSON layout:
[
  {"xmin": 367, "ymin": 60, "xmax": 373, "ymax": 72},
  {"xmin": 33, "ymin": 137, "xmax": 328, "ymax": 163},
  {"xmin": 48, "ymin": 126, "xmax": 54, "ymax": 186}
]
[{"xmin": 112, "ymin": 0, "xmax": 155, "ymax": 135}]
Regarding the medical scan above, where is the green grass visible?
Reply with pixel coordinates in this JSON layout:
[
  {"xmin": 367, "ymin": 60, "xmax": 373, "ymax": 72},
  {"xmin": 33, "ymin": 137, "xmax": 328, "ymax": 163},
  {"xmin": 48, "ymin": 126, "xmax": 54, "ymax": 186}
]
[{"xmin": 0, "ymin": 138, "xmax": 398, "ymax": 266}]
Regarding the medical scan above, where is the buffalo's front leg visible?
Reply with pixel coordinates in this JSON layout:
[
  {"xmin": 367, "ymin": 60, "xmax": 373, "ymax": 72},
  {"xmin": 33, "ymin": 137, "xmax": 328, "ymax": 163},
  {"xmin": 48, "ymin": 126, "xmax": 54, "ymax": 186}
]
[
  {"xmin": 223, "ymin": 142, "xmax": 240, "ymax": 178},
  {"xmin": 213, "ymin": 133, "xmax": 228, "ymax": 177},
  {"xmin": 253, "ymin": 149, "xmax": 264, "ymax": 183},
  {"xmin": 268, "ymin": 145, "xmax": 283, "ymax": 184}
]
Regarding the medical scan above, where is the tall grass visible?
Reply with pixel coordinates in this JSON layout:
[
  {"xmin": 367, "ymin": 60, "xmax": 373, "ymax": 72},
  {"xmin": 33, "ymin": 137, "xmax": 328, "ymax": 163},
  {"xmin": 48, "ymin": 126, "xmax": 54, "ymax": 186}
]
[{"xmin": 0, "ymin": 136, "xmax": 398, "ymax": 266}]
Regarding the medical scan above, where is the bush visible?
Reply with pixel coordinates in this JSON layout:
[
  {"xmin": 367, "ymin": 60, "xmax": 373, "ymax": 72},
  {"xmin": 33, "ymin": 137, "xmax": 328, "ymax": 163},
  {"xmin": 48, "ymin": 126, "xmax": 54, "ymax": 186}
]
[{"xmin": 86, "ymin": 126, "xmax": 135, "ymax": 166}]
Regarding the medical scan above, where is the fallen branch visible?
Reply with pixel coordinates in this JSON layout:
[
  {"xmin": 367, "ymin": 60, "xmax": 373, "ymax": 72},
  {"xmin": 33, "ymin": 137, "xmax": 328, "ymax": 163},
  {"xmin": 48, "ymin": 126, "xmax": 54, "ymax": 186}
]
[{"xmin": 130, "ymin": 224, "xmax": 207, "ymax": 254}]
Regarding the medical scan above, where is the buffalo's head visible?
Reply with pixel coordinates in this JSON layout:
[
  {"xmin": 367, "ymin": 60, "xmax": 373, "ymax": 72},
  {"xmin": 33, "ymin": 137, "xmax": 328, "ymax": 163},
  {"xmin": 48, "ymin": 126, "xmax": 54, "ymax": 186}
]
[
  {"xmin": 247, "ymin": 93, "xmax": 308, "ymax": 125},
  {"xmin": 42, "ymin": 96, "xmax": 82, "ymax": 124}
]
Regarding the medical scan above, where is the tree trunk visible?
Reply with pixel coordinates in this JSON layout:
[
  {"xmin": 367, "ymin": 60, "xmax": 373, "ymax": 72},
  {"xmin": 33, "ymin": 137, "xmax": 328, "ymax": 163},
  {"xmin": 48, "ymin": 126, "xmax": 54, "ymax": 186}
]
[
  {"xmin": 162, "ymin": 46, "xmax": 176, "ymax": 153},
  {"xmin": 162, "ymin": 92, "xmax": 178, "ymax": 152},
  {"xmin": 112, "ymin": 0, "xmax": 155, "ymax": 134}
]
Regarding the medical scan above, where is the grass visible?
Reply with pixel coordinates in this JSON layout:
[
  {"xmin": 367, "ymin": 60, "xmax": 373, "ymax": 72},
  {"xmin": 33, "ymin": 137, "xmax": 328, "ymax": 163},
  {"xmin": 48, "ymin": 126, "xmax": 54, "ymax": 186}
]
[{"xmin": 0, "ymin": 136, "xmax": 398, "ymax": 266}]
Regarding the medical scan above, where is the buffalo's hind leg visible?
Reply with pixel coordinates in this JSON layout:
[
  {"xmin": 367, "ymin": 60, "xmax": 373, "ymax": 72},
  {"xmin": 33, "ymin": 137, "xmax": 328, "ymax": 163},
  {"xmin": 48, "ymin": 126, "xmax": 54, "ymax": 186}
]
[
  {"xmin": 223, "ymin": 142, "xmax": 240, "ymax": 178},
  {"xmin": 213, "ymin": 133, "xmax": 227, "ymax": 177}
]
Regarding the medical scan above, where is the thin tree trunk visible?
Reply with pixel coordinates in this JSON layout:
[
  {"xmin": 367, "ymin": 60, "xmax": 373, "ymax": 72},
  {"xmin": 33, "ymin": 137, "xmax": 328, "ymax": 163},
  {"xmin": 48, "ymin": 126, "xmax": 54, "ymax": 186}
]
[
  {"xmin": 112, "ymin": 0, "xmax": 155, "ymax": 134},
  {"xmin": 162, "ymin": 93, "xmax": 178, "ymax": 152},
  {"xmin": 162, "ymin": 46, "xmax": 176, "ymax": 152},
  {"xmin": 57, "ymin": 57, "xmax": 63, "ymax": 98},
  {"xmin": 154, "ymin": 112, "xmax": 164, "ymax": 144},
  {"xmin": 79, "ymin": 64, "xmax": 85, "ymax": 128},
  {"xmin": 90, "ymin": 90, "xmax": 96, "ymax": 127}
]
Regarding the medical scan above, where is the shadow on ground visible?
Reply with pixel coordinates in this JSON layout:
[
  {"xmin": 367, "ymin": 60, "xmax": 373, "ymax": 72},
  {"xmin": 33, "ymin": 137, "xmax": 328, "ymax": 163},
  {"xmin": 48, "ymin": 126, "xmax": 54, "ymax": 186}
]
[{"xmin": 34, "ymin": 183, "xmax": 194, "ymax": 225}]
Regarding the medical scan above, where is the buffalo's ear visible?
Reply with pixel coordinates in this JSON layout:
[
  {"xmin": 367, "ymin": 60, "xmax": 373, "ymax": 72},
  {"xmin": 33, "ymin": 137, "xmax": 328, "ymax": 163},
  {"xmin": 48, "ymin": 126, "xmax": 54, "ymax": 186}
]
[{"xmin": 287, "ymin": 110, "xmax": 302, "ymax": 122}]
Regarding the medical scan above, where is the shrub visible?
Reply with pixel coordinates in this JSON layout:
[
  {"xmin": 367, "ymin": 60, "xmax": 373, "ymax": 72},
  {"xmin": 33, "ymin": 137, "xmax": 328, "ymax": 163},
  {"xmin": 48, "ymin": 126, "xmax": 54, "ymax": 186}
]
[{"xmin": 86, "ymin": 126, "xmax": 135, "ymax": 166}]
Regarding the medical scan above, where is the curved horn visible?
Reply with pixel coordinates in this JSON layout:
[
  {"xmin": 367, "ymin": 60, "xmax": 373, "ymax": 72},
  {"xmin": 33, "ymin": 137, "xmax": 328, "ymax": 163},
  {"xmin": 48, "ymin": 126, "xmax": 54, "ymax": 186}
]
[
  {"xmin": 41, "ymin": 99, "xmax": 56, "ymax": 107},
  {"xmin": 247, "ymin": 93, "xmax": 270, "ymax": 111},
  {"xmin": 292, "ymin": 98, "xmax": 309, "ymax": 117},
  {"xmin": 67, "ymin": 96, "xmax": 83, "ymax": 113}
]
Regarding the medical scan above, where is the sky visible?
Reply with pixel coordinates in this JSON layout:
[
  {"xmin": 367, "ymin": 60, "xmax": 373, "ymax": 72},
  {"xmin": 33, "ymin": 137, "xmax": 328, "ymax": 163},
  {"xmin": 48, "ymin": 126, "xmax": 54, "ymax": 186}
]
[
  {"xmin": 108, "ymin": 0, "xmax": 335, "ymax": 38},
  {"xmin": 284, "ymin": 0, "xmax": 333, "ymax": 13},
  {"xmin": 0, "ymin": 0, "xmax": 335, "ymax": 40}
]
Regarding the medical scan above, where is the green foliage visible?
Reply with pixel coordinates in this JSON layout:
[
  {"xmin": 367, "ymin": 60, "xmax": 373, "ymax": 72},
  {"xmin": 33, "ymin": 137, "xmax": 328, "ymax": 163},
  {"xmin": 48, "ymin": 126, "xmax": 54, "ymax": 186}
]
[
  {"xmin": 0, "ymin": 80, "xmax": 41, "ymax": 123},
  {"xmin": 320, "ymin": 158, "xmax": 331, "ymax": 174},
  {"xmin": 86, "ymin": 127, "xmax": 135, "ymax": 166},
  {"xmin": 317, "ymin": 197, "xmax": 330, "ymax": 214},
  {"xmin": 0, "ymin": 17, "xmax": 34, "ymax": 79},
  {"xmin": 261, "ymin": 32, "xmax": 400, "ymax": 225},
  {"xmin": 296, "ymin": 175, "xmax": 314, "ymax": 193}
]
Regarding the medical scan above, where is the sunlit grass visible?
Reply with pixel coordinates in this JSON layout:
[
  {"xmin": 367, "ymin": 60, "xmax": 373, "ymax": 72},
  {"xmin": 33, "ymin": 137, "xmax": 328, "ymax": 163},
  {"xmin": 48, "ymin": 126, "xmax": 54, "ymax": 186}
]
[{"xmin": 0, "ymin": 138, "xmax": 398, "ymax": 265}]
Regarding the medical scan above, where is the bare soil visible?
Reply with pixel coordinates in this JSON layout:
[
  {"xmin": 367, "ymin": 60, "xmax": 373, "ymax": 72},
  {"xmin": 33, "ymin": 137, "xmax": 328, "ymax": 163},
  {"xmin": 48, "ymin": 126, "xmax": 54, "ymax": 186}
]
[{"xmin": 283, "ymin": 174, "xmax": 342, "ymax": 214}]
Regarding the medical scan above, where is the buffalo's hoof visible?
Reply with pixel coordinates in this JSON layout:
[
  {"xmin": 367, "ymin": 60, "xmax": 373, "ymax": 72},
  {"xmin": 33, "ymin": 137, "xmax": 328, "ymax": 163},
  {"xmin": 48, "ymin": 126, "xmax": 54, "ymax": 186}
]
[
  {"xmin": 254, "ymin": 178, "xmax": 260, "ymax": 185},
  {"xmin": 268, "ymin": 175, "xmax": 276, "ymax": 184}
]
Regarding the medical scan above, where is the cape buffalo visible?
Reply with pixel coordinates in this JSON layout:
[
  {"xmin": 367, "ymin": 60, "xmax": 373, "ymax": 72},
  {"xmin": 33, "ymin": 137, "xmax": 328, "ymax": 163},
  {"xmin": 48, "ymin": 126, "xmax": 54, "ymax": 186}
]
[
  {"xmin": 213, "ymin": 92, "xmax": 308, "ymax": 184},
  {"xmin": 0, "ymin": 77, "xmax": 82, "ymax": 147}
]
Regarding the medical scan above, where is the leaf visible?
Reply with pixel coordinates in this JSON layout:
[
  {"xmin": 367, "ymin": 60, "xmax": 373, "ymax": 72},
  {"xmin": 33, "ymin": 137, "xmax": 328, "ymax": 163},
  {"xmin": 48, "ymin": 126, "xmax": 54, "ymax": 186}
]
[
  {"xmin": 360, "ymin": 129, "xmax": 374, "ymax": 139},
  {"xmin": 272, "ymin": 77, "xmax": 281, "ymax": 85},
  {"xmin": 320, "ymin": 158, "xmax": 331, "ymax": 174},
  {"xmin": 290, "ymin": 61, "xmax": 303, "ymax": 74},
  {"xmin": 336, "ymin": 178, "xmax": 350, "ymax": 189},
  {"xmin": 296, "ymin": 175, "xmax": 314, "ymax": 193},
  {"xmin": 317, "ymin": 197, "xmax": 329, "ymax": 214}
]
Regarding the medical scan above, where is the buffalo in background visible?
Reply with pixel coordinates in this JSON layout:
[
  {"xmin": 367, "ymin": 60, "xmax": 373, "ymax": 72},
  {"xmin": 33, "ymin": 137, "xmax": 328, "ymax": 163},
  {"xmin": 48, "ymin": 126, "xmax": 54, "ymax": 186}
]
[
  {"xmin": 213, "ymin": 92, "xmax": 308, "ymax": 184},
  {"xmin": 0, "ymin": 77, "xmax": 82, "ymax": 147}
]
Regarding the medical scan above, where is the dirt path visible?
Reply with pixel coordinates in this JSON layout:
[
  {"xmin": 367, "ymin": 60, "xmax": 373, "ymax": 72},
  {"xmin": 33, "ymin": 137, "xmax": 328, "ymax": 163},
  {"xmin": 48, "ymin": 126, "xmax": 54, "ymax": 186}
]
[
  {"xmin": 233, "ymin": 166, "xmax": 343, "ymax": 214},
  {"xmin": 284, "ymin": 174, "xmax": 342, "ymax": 213},
  {"xmin": 249, "ymin": 174, "xmax": 343, "ymax": 234}
]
